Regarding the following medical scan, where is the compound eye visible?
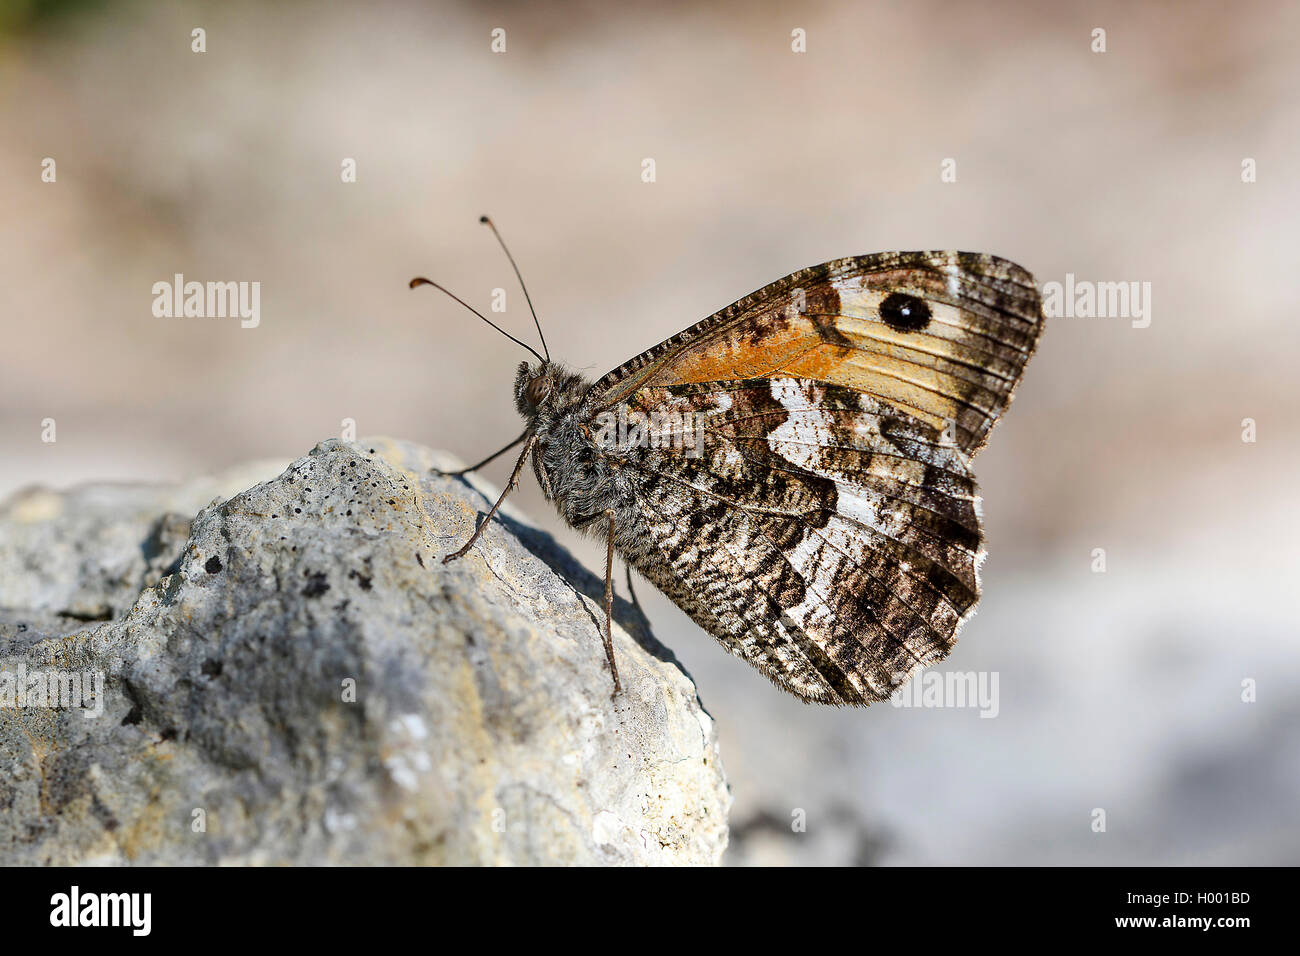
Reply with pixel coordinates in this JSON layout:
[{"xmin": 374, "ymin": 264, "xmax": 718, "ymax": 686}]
[{"xmin": 525, "ymin": 375, "xmax": 550, "ymax": 407}]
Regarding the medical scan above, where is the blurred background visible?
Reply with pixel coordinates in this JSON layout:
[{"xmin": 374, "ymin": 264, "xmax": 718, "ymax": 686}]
[{"xmin": 2, "ymin": 0, "xmax": 1297, "ymax": 864}]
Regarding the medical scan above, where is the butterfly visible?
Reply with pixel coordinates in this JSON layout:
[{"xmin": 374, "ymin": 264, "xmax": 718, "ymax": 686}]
[{"xmin": 413, "ymin": 219, "xmax": 1044, "ymax": 706}]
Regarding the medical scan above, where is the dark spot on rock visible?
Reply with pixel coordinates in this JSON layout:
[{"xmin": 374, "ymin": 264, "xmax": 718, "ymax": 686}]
[
  {"xmin": 415, "ymin": 552, "xmax": 425, "ymax": 568},
  {"xmin": 204, "ymin": 555, "xmax": 223, "ymax": 574},
  {"xmin": 880, "ymin": 292, "xmax": 932, "ymax": 331},
  {"xmin": 90, "ymin": 794, "xmax": 120, "ymax": 831},
  {"xmin": 160, "ymin": 727, "xmax": 178, "ymax": 742},
  {"xmin": 349, "ymin": 569, "xmax": 373, "ymax": 591},
  {"xmin": 201, "ymin": 658, "xmax": 223, "ymax": 677},
  {"xmin": 294, "ymin": 507, "xmax": 302, "ymax": 514},
  {"xmin": 121, "ymin": 706, "xmax": 142, "ymax": 726},
  {"xmin": 302, "ymin": 571, "xmax": 330, "ymax": 598},
  {"xmin": 60, "ymin": 608, "xmax": 112, "ymax": 622}
]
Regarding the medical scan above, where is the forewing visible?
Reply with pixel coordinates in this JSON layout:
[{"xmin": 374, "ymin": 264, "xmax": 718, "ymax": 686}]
[{"xmin": 593, "ymin": 251, "xmax": 1043, "ymax": 456}]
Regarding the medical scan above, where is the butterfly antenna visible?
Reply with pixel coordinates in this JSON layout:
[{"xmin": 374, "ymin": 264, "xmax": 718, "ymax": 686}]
[
  {"xmin": 408, "ymin": 276, "xmax": 545, "ymax": 364},
  {"xmin": 479, "ymin": 215, "xmax": 550, "ymax": 361}
]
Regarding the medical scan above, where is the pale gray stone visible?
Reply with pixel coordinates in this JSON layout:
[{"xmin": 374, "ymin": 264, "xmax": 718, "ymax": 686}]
[{"xmin": 0, "ymin": 438, "xmax": 729, "ymax": 865}]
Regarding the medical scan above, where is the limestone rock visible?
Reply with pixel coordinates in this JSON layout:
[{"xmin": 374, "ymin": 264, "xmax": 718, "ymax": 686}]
[{"xmin": 0, "ymin": 438, "xmax": 729, "ymax": 865}]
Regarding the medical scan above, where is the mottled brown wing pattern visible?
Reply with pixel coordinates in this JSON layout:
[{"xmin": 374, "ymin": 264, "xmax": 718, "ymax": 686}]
[
  {"xmin": 622, "ymin": 378, "xmax": 982, "ymax": 703},
  {"xmin": 593, "ymin": 252, "xmax": 1043, "ymax": 704}
]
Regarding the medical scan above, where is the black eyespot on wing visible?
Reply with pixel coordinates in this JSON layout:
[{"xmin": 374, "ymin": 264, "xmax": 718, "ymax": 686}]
[{"xmin": 880, "ymin": 292, "xmax": 931, "ymax": 332}]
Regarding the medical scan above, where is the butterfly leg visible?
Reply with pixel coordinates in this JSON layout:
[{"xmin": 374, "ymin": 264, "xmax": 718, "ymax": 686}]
[
  {"xmin": 442, "ymin": 435, "xmax": 537, "ymax": 564},
  {"xmin": 432, "ymin": 431, "xmax": 528, "ymax": 477},
  {"xmin": 603, "ymin": 509, "xmax": 622, "ymax": 697},
  {"xmin": 535, "ymin": 451, "xmax": 555, "ymax": 500}
]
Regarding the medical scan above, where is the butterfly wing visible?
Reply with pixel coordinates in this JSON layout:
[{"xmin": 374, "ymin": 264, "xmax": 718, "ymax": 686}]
[
  {"xmin": 594, "ymin": 252, "xmax": 1042, "ymax": 704},
  {"xmin": 593, "ymin": 251, "xmax": 1043, "ymax": 456}
]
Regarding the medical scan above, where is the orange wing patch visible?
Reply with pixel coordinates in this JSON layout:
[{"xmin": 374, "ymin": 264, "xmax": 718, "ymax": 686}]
[{"xmin": 596, "ymin": 252, "xmax": 1042, "ymax": 455}]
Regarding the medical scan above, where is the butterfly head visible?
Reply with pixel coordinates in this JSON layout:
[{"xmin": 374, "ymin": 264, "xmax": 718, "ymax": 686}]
[
  {"xmin": 514, "ymin": 360, "xmax": 590, "ymax": 424},
  {"xmin": 515, "ymin": 360, "xmax": 552, "ymax": 413}
]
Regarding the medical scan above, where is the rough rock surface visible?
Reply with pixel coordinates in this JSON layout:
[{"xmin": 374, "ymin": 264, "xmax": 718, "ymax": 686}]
[{"xmin": 0, "ymin": 438, "xmax": 729, "ymax": 865}]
